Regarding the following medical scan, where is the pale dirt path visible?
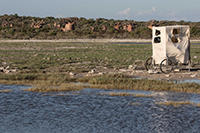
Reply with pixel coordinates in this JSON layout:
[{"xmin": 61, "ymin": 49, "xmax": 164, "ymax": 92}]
[
  {"xmin": 0, "ymin": 39, "xmax": 199, "ymax": 43},
  {"xmin": 0, "ymin": 39, "xmax": 151, "ymax": 43},
  {"xmin": 74, "ymin": 67, "xmax": 200, "ymax": 82}
]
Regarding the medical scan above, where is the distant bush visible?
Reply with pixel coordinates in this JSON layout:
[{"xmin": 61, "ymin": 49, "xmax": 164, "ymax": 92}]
[
  {"xmin": 0, "ymin": 14, "xmax": 199, "ymax": 39},
  {"xmin": 49, "ymin": 30, "xmax": 57, "ymax": 36}
]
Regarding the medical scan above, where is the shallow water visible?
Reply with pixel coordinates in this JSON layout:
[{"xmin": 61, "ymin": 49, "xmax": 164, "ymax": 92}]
[
  {"xmin": 175, "ymin": 79, "xmax": 200, "ymax": 84},
  {"xmin": 134, "ymin": 76, "xmax": 200, "ymax": 84},
  {"xmin": 1, "ymin": 85, "xmax": 200, "ymax": 133}
]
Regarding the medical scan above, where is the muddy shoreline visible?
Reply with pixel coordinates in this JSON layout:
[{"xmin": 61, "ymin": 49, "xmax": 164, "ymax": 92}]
[{"xmin": 73, "ymin": 66, "xmax": 200, "ymax": 83}]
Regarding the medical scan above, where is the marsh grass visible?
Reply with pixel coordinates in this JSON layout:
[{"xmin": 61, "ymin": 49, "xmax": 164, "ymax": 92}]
[
  {"xmin": 156, "ymin": 100, "xmax": 200, "ymax": 107},
  {"xmin": 129, "ymin": 102, "xmax": 141, "ymax": 105},
  {"xmin": 22, "ymin": 83, "xmax": 84, "ymax": 92},
  {"xmin": 102, "ymin": 92, "xmax": 152, "ymax": 97},
  {"xmin": 0, "ymin": 89, "xmax": 11, "ymax": 93},
  {"xmin": 43, "ymin": 93, "xmax": 67, "ymax": 96},
  {"xmin": 2, "ymin": 72, "xmax": 200, "ymax": 93},
  {"xmin": 78, "ymin": 73, "xmax": 200, "ymax": 93},
  {"xmin": 196, "ymin": 103, "xmax": 200, "ymax": 107},
  {"xmin": 0, "ymin": 73, "xmax": 78, "ymax": 86},
  {"xmin": 43, "ymin": 93, "xmax": 71, "ymax": 96}
]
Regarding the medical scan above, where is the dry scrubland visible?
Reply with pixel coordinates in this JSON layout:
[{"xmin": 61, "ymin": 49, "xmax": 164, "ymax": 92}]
[
  {"xmin": 3, "ymin": 14, "xmax": 200, "ymax": 40},
  {"xmin": 0, "ymin": 41, "xmax": 200, "ymax": 93}
]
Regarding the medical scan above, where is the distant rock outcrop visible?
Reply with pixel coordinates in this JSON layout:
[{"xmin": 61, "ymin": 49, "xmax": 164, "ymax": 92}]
[
  {"xmin": 147, "ymin": 20, "xmax": 159, "ymax": 29},
  {"xmin": 61, "ymin": 22, "xmax": 75, "ymax": 32},
  {"xmin": 2, "ymin": 21, "xmax": 13, "ymax": 27},
  {"xmin": 54, "ymin": 22, "xmax": 61, "ymax": 28},
  {"xmin": 123, "ymin": 25, "xmax": 127, "ymax": 30},
  {"xmin": 126, "ymin": 23, "xmax": 134, "ymax": 32},
  {"xmin": 91, "ymin": 26, "xmax": 95, "ymax": 32},
  {"xmin": 114, "ymin": 22, "xmax": 121, "ymax": 30},
  {"xmin": 31, "ymin": 20, "xmax": 45, "ymax": 28},
  {"xmin": 101, "ymin": 25, "xmax": 107, "ymax": 31}
]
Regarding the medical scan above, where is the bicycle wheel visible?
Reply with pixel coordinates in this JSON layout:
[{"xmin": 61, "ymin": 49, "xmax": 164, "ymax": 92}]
[
  {"xmin": 145, "ymin": 57, "xmax": 154, "ymax": 71},
  {"xmin": 160, "ymin": 59, "xmax": 173, "ymax": 74}
]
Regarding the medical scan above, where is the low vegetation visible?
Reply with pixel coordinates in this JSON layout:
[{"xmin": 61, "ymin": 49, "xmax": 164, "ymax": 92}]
[
  {"xmin": 22, "ymin": 83, "xmax": 83, "ymax": 92},
  {"xmin": 0, "ymin": 89, "xmax": 11, "ymax": 93},
  {"xmin": 129, "ymin": 102, "xmax": 141, "ymax": 105},
  {"xmin": 1, "ymin": 41, "xmax": 200, "ymax": 74},
  {"xmin": 0, "ymin": 42, "xmax": 152, "ymax": 74},
  {"xmin": 100, "ymin": 92, "xmax": 152, "ymax": 97},
  {"xmin": 156, "ymin": 100, "xmax": 200, "ymax": 107},
  {"xmin": 0, "ymin": 42, "xmax": 200, "ymax": 93},
  {"xmin": 80, "ymin": 74, "xmax": 200, "ymax": 93},
  {"xmin": 4, "ymin": 73, "xmax": 200, "ymax": 93}
]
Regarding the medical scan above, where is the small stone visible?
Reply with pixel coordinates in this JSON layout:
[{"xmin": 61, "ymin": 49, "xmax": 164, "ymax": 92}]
[
  {"xmin": 88, "ymin": 69, "xmax": 97, "ymax": 74},
  {"xmin": 87, "ymin": 73, "xmax": 92, "ymax": 76},
  {"xmin": 128, "ymin": 65, "xmax": 137, "ymax": 70},
  {"xmin": 119, "ymin": 69, "xmax": 132, "ymax": 72},
  {"xmin": 69, "ymin": 72, "xmax": 76, "ymax": 76},
  {"xmin": 174, "ymin": 69, "xmax": 180, "ymax": 72},
  {"xmin": 5, "ymin": 66, "xmax": 10, "ymax": 70},
  {"xmin": 99, "ymin": 72, "xmax": 105, "ymax": 75},
  {"xmin": 193, "ymin": 56, "xmax": 198, "ymax": 58},
  {"xmin": 114, "ymin": 68, "xmax": 119, "ymax": 70},
  {"xmin": 2, "ymin": 62, "xmax": 9, "ymax": 65},
  {"xmin": 148, "ymin": 70, "xmax": 158, "ymax": 74},
  {"xmin": 90, "ymin": 69, "xmax": 96, "ymax": 74},
  {"xmin": 190, "ymin": 74, "xmax": 197, "ymax": 78},
  {"xmin": 135, "ymin": 70, "xmax": 143, "ymax": 73},
  {"xmin": 4, "ymin": 70, "xmax": 10, "ymax": 74},
  {"xmin": 134, "ymin": 60, "xmax": 142, "ymax": 63},
  {"xmin": 0, "ymin": 67, "xmax": 5, "ymax": 70},
  {"xmin": 10, "ymin": 69, "xmax": 18, "ymax": 72},
  {"xmin": 165, "ymin": 74, "xmax": 170, "ymax": 78}
]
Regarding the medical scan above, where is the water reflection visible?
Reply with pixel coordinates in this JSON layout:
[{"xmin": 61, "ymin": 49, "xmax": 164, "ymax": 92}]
[{"xmin": 0, "ymin": 85, "xmax": 200, "ymax": 133}]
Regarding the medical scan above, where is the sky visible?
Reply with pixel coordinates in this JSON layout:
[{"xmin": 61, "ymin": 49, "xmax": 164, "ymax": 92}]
[{"xmin": 1, "ymin": 0, "xmax": 200, "ymax": 21}]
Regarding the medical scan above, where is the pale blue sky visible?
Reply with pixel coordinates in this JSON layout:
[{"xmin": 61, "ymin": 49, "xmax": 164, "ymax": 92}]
[{"xmin": 1, "ymin": 0, "xmax": 200, "ymax": 21}]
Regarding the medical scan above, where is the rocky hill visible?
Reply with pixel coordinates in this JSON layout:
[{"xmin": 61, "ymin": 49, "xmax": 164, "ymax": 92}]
[{"xmin": 1, "ymin": 14, "xmax": 200, "ymax": 40}]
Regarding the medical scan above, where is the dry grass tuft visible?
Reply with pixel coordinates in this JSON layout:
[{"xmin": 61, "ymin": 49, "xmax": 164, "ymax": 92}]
[
  {"xmin": 129, "ymin": 102, "xmax": 141, "ymax": 105},
  {"xmin": 22, "ymin": 83, "xmax": 84, "ymax": 92},
  {"xmin": 101, "ymin": 92, "xmax": 152, "ymax": 97},
  {"xmin": 156, "ymin": 100, "xmax": 194, "ymax": 107},
  {"xmin": 0, "ymin": 89, "xmax": 12, "ymax": 93},
  {"xmin": 157, "ymin": 101, "xmax": 200, "ymax": 108},
  {"xmin": 196, "ymin": 103, "xmax": 200, "ymax": 107},
  {"xmin": 82, "ymin": 74, "xmax": 200, "ymax": 93}
]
